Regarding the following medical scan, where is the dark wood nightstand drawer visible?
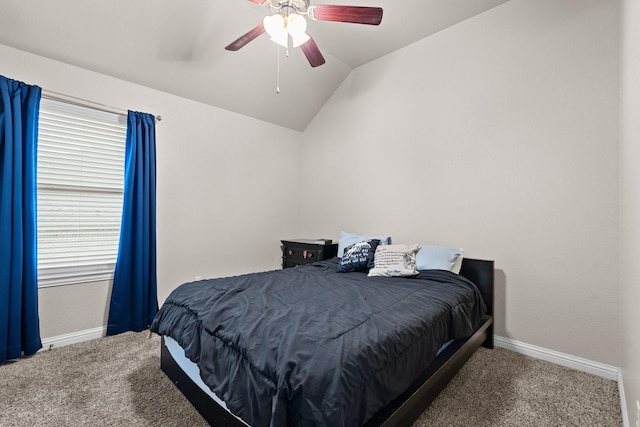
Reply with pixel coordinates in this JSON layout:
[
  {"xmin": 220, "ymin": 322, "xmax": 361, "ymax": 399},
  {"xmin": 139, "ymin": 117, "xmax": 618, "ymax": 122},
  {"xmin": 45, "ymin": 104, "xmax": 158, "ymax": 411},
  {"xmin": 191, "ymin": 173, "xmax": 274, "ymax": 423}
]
[
  {"xmin": 283, "ymin": 246, "xmax": 324, "ymax": 262},
  {"xmin": 281, "ymin": 240, "xmax": 338, "ymax": 269}
]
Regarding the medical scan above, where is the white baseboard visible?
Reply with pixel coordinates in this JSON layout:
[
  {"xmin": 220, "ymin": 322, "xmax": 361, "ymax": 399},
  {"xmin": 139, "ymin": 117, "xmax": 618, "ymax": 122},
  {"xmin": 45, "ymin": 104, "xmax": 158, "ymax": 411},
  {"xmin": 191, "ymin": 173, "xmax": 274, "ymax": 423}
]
[
  {"xmin": 494, "ymin": 335, "xmax": 619, "ymax": 380},
  {"xmin": 618, "ymin": 370, "xmax": 631, "ymax": 427},
  {"xmin": 40, "ymin": 326, "xmax": 106, "ymax": 351},
  {"xmin": 494, "ymin": 335, "xmax": 629, "ymax": 424}
]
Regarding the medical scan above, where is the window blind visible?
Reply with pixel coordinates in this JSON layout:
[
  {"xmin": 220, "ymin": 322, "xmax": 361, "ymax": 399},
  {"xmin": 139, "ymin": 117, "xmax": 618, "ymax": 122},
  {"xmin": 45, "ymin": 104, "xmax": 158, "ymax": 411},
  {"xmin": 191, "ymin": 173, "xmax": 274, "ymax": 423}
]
[{"xmin": 37, "ymin": 98, "xmax": 127, "ymax": 287}]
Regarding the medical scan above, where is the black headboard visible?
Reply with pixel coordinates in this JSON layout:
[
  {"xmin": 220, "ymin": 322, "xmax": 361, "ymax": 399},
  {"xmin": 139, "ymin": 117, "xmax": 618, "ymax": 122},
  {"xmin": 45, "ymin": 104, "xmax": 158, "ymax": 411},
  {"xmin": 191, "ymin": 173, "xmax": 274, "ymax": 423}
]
[{"xmin": 459, "ymin": 258, "xmax": 494, "ymax": 317}]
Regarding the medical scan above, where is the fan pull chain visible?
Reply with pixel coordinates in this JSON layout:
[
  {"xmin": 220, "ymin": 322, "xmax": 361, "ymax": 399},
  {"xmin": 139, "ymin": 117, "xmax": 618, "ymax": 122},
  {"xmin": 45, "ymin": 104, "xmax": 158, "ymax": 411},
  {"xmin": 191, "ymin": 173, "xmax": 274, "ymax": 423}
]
[
  {"xmin": 276, "ymin": 45, "xmax": 280, "ymax": 94},
  {"xmin": 274, "ymin": 43, "xmax": 291, "ymax": 94}
]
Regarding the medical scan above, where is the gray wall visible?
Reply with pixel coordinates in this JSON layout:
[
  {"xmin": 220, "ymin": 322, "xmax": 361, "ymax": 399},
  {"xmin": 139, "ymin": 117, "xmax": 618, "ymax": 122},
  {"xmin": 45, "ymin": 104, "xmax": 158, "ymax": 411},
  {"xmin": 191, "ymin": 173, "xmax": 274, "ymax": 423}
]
[{"xmin": 300, "ymin": 0, "xmax": 621, "ymax": 367}]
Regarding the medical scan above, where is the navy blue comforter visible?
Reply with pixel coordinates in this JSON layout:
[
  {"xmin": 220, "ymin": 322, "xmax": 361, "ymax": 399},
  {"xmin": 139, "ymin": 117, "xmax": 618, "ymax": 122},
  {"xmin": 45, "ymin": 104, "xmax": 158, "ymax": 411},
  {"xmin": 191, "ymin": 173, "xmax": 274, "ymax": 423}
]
[{"xmin": 150, "ymin": 259, "xmax": 486, "ymax": 427}]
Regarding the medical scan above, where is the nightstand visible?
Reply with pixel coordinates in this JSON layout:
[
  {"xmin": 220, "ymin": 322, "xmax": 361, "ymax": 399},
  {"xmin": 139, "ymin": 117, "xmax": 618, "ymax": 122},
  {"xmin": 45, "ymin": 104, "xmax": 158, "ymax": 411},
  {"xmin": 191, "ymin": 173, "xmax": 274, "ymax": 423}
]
[{"xmin": 281, "ymin": 239, "xmax": 339, "ymax": 269}]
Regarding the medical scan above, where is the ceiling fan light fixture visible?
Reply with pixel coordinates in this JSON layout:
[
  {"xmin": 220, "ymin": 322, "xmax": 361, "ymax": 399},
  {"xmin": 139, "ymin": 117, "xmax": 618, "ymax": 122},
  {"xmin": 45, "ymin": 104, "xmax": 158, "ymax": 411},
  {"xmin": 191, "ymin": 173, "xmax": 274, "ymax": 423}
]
[
  {"xmin": 287, "ymin": 14, "xmax": 310, "ymax": 48},
  {"xmin": 263, "ymin": 14, "xmax": 288, "ymax": 47},
  {"xmin": 226, "ymin": 0, "xmax": 383, "ymax": 68}
]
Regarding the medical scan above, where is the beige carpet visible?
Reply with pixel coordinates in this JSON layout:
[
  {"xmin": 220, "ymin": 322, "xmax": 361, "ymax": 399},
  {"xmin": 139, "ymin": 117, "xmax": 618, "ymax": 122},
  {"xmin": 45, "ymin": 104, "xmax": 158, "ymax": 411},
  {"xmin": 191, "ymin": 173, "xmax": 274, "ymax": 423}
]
[
  {"xmin": 414, "ymin": 345, "xmax": 622, "ymax": 427},
  {"xmin": 0, "ymin": 332, "xmax": 622, "ymax": 426}
]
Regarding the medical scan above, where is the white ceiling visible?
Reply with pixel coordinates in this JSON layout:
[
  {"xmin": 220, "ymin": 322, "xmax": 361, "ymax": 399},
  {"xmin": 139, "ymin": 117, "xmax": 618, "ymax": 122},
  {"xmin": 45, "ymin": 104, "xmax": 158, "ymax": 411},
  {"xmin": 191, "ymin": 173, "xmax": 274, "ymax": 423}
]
[{"xmin": 0, "ymin": 0, "xmax": 509, "ymax": 131}]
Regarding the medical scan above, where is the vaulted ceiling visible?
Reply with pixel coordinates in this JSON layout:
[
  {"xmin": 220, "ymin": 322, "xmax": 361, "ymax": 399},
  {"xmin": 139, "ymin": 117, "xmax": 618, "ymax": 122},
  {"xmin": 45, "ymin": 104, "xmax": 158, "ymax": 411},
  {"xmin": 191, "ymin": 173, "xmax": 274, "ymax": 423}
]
[{"xmin": 0, "ymin": 0, "xmax": 509, "ymax": 131}]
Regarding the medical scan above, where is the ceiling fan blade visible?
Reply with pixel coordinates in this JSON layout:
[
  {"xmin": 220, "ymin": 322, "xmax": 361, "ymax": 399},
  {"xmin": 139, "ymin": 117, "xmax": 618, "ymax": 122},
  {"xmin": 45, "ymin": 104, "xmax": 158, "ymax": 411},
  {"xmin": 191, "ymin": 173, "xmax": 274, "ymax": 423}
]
[
  {"xmin": 309, "ymin": 5, "xmax": 383, "ymax": 25},
  {"xmin": 300, "ymin": 38, "xmax": 326, "ymax": 67},
  {"xmin": 225, "ymin": 23, "xmax": 266, "ymax": 51}
]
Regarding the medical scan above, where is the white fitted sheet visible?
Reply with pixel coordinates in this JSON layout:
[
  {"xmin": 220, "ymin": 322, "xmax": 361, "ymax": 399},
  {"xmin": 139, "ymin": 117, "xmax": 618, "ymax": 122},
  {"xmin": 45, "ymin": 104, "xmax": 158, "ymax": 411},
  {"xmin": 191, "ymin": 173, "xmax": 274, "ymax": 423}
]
[{"xmin": 163, "ymin": 335, "xmax": 250, "ymax": 426}]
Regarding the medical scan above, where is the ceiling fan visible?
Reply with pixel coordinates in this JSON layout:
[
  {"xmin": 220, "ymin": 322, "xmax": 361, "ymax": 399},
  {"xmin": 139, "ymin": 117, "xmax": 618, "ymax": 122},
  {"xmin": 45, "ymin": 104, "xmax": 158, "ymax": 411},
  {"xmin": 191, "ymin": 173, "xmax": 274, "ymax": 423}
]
[{"xmin": 225, "ymin": 0, "xmax": 383, "ymax": 67}]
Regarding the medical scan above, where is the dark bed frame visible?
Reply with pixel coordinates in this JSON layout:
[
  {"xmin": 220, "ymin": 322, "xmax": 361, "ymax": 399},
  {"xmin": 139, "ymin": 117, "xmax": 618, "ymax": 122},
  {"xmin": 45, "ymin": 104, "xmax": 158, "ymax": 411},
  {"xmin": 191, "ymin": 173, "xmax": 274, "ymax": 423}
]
[{"xmin": 159, "ymin": 258, "xmax": 494, "ymax": 427}]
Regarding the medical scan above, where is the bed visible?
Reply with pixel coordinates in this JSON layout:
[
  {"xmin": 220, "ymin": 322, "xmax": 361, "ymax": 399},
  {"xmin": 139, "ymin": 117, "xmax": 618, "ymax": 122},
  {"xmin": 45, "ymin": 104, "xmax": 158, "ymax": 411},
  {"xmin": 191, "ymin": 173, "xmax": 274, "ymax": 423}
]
[{"xmin": 151, "ymin": 254, "xmax": 494, "ymax": 427}]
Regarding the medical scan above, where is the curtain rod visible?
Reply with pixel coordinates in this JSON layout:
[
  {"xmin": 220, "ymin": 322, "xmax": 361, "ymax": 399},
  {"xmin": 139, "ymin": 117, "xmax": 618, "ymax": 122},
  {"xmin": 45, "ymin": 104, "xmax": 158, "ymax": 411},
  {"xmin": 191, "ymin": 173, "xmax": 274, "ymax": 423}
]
[{"xmin": 42, "ymin": 90, "xmax": 162, "ymax": 122}]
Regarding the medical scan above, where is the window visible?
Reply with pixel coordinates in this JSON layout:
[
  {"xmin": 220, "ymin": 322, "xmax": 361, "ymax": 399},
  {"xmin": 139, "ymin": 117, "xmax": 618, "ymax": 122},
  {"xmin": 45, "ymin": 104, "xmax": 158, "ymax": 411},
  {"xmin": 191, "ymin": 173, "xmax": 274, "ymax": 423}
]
[{"xmin": 37, "ymin": 98, "xmax": 127, "ymax": 287}]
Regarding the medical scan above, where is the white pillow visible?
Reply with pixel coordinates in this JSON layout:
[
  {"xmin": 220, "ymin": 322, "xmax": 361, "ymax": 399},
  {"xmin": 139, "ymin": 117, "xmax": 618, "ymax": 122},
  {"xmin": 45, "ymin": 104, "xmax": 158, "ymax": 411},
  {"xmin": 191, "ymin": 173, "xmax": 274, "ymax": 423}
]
[
  {"xmin": 337, "ymin": 231, "xmax": 392, "ymax": 258},
  {"xmin": 416, "ymin": 245, "xmax": 464, "ymax": 274},
  {"xmin": 367, "ymin": 244, "xmax": 420, "ymax": 277}
]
